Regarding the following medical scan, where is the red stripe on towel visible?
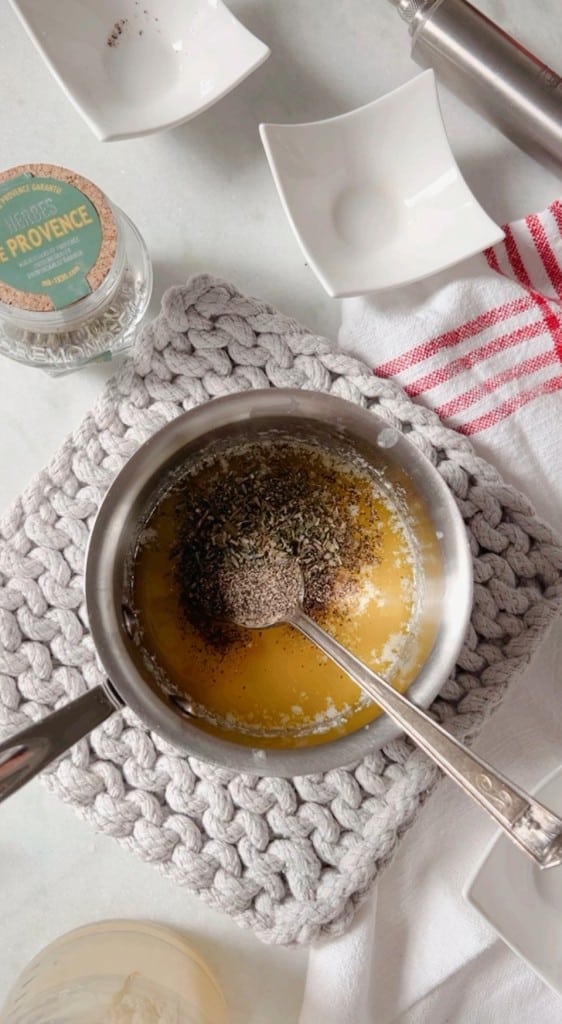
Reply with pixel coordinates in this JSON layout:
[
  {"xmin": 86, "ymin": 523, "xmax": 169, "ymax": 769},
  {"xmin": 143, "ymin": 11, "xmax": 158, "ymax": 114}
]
[
  {"xmin": 527, "ymin": 213, "xmax": 562, "ymax": 299},
  {"xmin": 493, "ymin": 222, "xmax": 562, "ymax": 359},
  {"xmin": 484, "ymin": 246, "xmax": 502, "ymax": 274},
  {"xmin": 460, "ymin": 375, "xmax": 562, "ymax": 435},
  {"xmin": 405, "ymin": 320, "xmax": 545, "ymax": 398},
  {"xmin": 434, "ymin": 350, "xmax": 559, "ymax": 419},
  {"xmin": 550, "ymin": 200, "xmax": 562, "ymax": 236},
  {"xmin": 375, "ymin": 297, "xmax": 533, "ymax": 378},
  {"xmin": 504, "ymin": 224, "xmax": 532, "ymax": 287}
]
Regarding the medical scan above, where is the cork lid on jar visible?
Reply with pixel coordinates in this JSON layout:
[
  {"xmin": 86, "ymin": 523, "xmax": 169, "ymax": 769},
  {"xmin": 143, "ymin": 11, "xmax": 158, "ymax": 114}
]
[{"xmin": 0, "ymin": 163, "xmax": 118, "ymax": 313}]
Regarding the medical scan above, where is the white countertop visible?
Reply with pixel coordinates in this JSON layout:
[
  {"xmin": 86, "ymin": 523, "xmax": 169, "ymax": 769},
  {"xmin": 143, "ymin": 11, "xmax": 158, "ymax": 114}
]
[{"xmin": 0, "ymin": 1, "xmax": 559, "ymax": 1020}]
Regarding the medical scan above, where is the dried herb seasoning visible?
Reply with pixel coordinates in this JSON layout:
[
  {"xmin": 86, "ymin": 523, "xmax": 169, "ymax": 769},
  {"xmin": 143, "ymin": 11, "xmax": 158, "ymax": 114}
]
[
  {"xmin": 0, "ymin": 163, "xmax": 152, "ymax": 373},
  {"xmin": 171, "ymin": 436, "xmax": 383, "ymax": 650}
]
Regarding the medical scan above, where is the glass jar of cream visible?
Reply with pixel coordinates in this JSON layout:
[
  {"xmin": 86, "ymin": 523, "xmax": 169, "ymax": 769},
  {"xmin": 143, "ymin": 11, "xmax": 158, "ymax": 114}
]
[
  {"xmin": 1, "ymin": 920, "xmax": 228, "ymax": 1024},
  {"xmin": 0, "ymin": 163, "xmax": 152, "ymax": 374}
]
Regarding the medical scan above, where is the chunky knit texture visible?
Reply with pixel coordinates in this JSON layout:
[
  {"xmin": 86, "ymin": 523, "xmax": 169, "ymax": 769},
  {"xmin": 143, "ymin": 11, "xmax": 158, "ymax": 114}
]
[{"xmin": 1, "ymin": 275, "xmax": 561, "ymax": 946}]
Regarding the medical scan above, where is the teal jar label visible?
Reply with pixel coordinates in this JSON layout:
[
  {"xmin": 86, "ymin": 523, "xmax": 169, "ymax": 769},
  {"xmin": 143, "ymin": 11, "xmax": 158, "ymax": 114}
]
[{"xmin": 0, "ymin": 172, "xmax": 103, "ymax": 309}]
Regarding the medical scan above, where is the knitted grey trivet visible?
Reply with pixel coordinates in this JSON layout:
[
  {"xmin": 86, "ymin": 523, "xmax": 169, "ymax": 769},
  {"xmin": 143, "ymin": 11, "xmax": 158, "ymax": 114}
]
[{"xmin": 1, "ymin": 274, "xmax": 561, "ymax": 946}]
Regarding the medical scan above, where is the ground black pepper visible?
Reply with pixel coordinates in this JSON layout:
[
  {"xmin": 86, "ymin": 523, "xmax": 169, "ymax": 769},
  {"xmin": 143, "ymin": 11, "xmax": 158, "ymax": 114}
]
[
  {"xmin": 107, "ymin": 19, "xmax": 127, "ymax": 47},
  {"xmin": 218, "ymin": 557, "xmax": 304, "ymax": 629}
]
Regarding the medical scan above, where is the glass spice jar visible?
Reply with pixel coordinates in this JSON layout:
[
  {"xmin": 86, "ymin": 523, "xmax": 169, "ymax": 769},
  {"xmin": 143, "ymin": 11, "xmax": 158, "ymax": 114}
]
[{"xmin": 0, "ymin": 163, "xmax": 152, "ymax": 374}]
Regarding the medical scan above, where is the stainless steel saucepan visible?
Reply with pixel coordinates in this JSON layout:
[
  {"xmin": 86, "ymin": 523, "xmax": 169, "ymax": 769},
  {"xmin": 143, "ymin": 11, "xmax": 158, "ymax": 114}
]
[{"xmin": 1, "ymin": 389, "xmax": 561, "ymax": 869}]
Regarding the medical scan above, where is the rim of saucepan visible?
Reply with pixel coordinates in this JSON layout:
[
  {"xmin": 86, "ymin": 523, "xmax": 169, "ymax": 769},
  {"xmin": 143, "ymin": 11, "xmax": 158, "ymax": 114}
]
[{"xmin": 85, "ymin": 388, "xmax": 473, "ymax": 777}]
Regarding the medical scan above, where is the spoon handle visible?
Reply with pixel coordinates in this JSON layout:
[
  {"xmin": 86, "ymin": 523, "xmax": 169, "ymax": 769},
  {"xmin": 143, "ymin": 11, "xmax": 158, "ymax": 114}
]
[{"xmin": 290, "ymin": 609, "xmax": 562, "ymax": 869}]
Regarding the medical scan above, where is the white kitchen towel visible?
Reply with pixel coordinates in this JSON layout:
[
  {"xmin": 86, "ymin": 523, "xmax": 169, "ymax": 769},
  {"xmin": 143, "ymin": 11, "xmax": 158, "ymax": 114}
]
[
  {"xmin": 300, "ymin": 200, "xmax": 562, "ymax": 1023},
  {"xmin": 338, "ymin": 200, "xmax": 562, "ymax": 523}
]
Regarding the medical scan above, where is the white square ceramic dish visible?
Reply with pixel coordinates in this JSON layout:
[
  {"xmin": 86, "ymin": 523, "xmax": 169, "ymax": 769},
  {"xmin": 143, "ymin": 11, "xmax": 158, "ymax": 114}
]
[
  {"xmin": 8, "ymin": 0, "xmax": 270, "ymax": 141},
  {"xmin": 465, "ymin": 765, "xmax": 562, "ymax": 997},
  {"xmin": 260, "ymin": 70, "xmax": 504, "ymax": 298}
]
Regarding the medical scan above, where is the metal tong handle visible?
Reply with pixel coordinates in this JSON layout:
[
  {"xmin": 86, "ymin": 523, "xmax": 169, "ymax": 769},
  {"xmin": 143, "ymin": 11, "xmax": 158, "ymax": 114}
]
[
  {"xmin": 0, "ymin": 686, "xmax": 117, "ymax": 804},
  {"xmin": 291, "ymin": 609, "xmax": 562, "ymax": 869}
]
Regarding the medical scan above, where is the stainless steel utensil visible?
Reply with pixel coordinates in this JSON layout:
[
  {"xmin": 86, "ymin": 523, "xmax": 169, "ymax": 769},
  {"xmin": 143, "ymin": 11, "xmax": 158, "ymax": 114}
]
[
  {"xmin": 227, "ymin": 559, "xmax": 562, "ymax": 870},
  {"xmin": 0, "ymin": 388, "xmax": 472, "ymax": 793},
  {"xmin": 388, "ymin": 0, "xmax": 562, "ymax": 176}
]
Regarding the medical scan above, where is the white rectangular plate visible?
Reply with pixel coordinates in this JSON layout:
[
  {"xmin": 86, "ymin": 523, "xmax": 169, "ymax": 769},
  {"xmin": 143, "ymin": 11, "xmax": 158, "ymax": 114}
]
[{"xmin": 465, "ymin": 765, "xmax": 562, "ymax": 996}]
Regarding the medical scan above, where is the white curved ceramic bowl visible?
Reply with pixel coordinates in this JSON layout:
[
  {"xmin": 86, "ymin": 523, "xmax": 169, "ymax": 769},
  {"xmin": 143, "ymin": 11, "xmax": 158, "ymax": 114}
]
[
  {"xmin": 9, "ymin": 0, "xmax": 270, "ymax": 141},
  {"xmin": 260, "ymin": 70, "xmax": 504, "ymax": 298}
]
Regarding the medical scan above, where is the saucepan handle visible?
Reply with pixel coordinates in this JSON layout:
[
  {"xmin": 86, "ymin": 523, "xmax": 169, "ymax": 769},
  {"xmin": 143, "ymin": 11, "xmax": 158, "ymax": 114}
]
[{"xmin": 0, "ymin": 686, "xmax": 119, "ymax": 805}]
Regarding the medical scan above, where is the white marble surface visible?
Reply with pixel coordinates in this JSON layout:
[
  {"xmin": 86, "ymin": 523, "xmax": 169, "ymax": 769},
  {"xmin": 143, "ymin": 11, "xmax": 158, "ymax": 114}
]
[{"xmin": 0, "ymin": 0, "xmax": 559, "ymax": 1020}]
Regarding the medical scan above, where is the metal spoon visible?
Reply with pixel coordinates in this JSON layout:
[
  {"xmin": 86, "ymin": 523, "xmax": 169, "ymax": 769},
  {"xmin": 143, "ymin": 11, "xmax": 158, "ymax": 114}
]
[{"xmin": 223, "ymin": 558, "xmax": 562, "ymax": 870}]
